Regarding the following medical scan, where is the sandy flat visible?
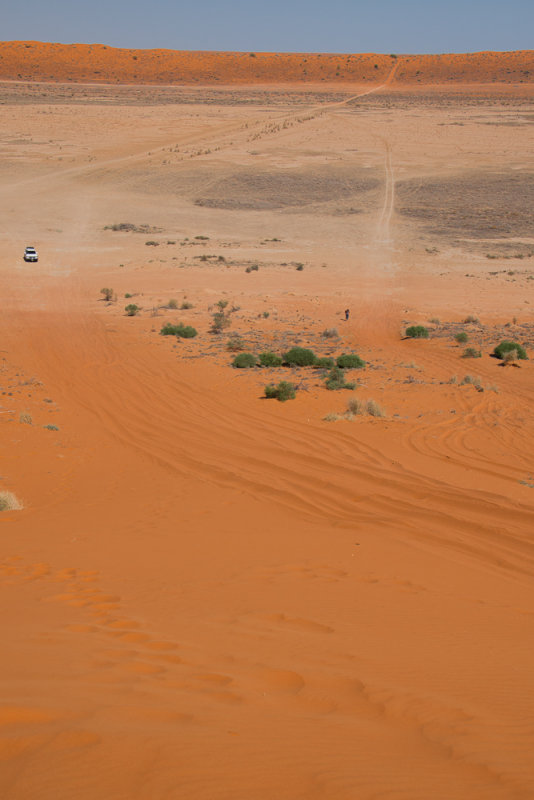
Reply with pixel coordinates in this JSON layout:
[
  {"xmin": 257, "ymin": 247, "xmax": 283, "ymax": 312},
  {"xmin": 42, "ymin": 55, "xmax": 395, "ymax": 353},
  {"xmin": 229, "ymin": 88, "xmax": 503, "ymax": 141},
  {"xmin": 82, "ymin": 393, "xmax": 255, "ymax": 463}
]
[{"xmin": 1, "ymin": 63, "xmax": 534, "ymax": 799}]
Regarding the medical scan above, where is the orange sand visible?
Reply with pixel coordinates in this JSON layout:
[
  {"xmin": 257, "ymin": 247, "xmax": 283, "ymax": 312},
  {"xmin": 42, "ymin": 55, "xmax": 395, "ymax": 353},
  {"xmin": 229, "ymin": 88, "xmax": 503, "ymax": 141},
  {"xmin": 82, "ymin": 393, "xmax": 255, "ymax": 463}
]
[
  {"xmin": 0, "ymin": 66, "xmax": 534, "ymax": 799},
  {"xmin": 0, "ymin": 41, "xmax": 532, "ymax": 84}
]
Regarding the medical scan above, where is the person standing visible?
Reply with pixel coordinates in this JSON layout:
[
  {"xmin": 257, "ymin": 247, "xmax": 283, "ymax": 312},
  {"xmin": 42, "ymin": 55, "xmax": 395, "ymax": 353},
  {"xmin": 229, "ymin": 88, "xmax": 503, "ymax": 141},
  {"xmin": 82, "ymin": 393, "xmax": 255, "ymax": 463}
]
[{"xmin": 344, "ymin": 308, "xmax": 350, "ymax": 321}]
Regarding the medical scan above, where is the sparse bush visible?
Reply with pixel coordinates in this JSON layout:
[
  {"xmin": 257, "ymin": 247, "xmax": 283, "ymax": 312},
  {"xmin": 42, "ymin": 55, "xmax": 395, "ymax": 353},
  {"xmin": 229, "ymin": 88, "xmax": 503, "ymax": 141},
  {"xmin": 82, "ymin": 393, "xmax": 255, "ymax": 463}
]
[
  {"xmin": 461, "ymin": 375, "xmax": 482, "ymax": 388},
  {"xmin": 455, "ymin": 332, "xmax": 468, "ymax": 343},
  {"xmin": 322, "ymin": 328, "xmax": 338, "ymax": 339},
  {"xmin": 125, "ymin": 304, "xmax": 140, "ymax": 316},
  {"xmin": 366, "ymin": 399, "xmax": 385, "ymax": 417},
  {"xmin": 463, "ymin": 315, "xmax": 480, "ymax": 324},
  {"xmin": 336, "ymin": 353, "xmax": 365, "ymax": 369},
  {"xmin": 43, "ymin": 424, "xmax": 59, "ymax": 431},
  {"xmin": 405, "ymin": 325, "xmax": 429, "ymax": 339},
  {"xmin": 314, "ymin": 357, "xmax": 335, "ymax": 369},
  {"xmin": 259, "ymin": 352, "xmax": 283, "ymax": 367},
  {"xmin": 19, "ymin": 412, "xmax": 32, "ymax": 425},
  {"xmin": 227, "ymin": 336, "xmax": 246, "ymax": 352},
  {"xmin": 283, "ymin": 347, "xmax": 316, "ymax": 367},
  {"xmin": 245, "ymin": 264, "xmax": 259, "ymax": 273},
  {"xmin": 211, "ymin": 311, "xmax": 232, "ymax": 334},
  {"xmin": 0, "ymin": 491, "xmax": 22, "ymax": 511},
  {"xmin": 429, "ymin": 318, "xmax": 441, "ymax": 325},
  {"xmin": 264, "ymin": 381, "xmax": 296, "ymax": 402},
  {"xmin": 145, "ymin": 240, "xmax": 159, "ymax": 246},
  {"xmin": 494, "ymin": 340, "xmax": 527, "ymax": 360},
  {"xmin": 462, "ymin": 347, "xmax": 482, "ymax": 358},
  {"xmin": 295, "ymin": 263, "xmax": 304, "ymax": 271},
  {"xmin": 325, "ymin": 367, "xmax": 356, "ymax": 391},
  {"xmin": 346, "ymin": 397, "xmax": 363, "ymax": 415},
  {"xmin": 125, "ymin": 293, "xmax": 133, "ymax": 299},
  {"xmin": 232, "ymin": 353, "xmax": 257, "ymax": 369},
  {"xmin": 167, "ymin": 299, "xmax": 178, "ymax": 309},
  {"xmin": 262, "ymin": 311, "xmax": 270, "ymax": 318},
  {"xmin": 217, "ymin": 299, "xmax": 229, "ymax": 311},
  {"xmin": 180, "ymin": 301, "xmax": 194, "ymax": 310},
  {"xmin": 100, "ymin": 287, "xmax": 113, "ymax": 301}
]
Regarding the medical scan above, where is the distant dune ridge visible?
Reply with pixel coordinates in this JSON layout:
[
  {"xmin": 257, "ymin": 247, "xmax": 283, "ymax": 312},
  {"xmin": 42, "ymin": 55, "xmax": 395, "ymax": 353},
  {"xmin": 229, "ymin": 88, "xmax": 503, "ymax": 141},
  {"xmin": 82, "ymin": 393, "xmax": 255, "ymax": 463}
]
[{"xmin": 0, "ymin": 41, "xmax": 533, "ymax": 84}]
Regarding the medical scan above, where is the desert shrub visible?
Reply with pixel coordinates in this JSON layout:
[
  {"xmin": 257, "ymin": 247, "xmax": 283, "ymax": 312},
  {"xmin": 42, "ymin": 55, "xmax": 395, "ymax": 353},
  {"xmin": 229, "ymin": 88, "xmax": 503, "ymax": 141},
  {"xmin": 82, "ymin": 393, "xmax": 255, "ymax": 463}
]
[
  {"xmin": 314, "ymin": 357, "xmax": 335, "ymax": 369},
  {"xmin": 461, "ymin": 375, "xmax": 482, "ymax": 388},
  {"xmin": 462, "ymin": 347, "xmax": 482, "ymax": 358},
  {"xmin": 325, "ymin": 367, "xmax": 356, "ymax": 391},
  {"xmin": 494, "ymin": 340, "xmax": 527, "ymax": 360},
  {"xmin": 195, "ymin": 235, "xmax": 209, "ymax": 240},
  {"xmin": 145, "ymin": 240, "xmax": 159, "ymax": 246},
  {"xmin": 336, "ymin": 353, "xmax": 365, "ymax": 369},
  {"xmin": 176, "ymin": 325, "xmax": 197, "ymax": 338},
  {"xmin": 167, "ymin": 298, "xmax": 178, "ymax": 309},
  {"xmin": 227, "ymin": 336, "xmax": 245, "ymax": 352},
  {"xmin": 295, "ymin": 263, "xmax": 304, "ymax": 271},
  {"xmin": 322, "ymin": 328, "xmax": 338, "ymax": 339},
  {"xmin": 259, "ymin": 352, "xmax": 283, "ymax": 367},
  {"xmin": 19, "ymin": 412, "xmax": 32, "ymax": 424},
  {"xmin": 455, "ymin": 332, "xmax": 468, "ymax": 343},
  {"xmin": 346, "ymin": 397, "xmax": 363, "ymax": 415},
  {"xmin": 181, "ymin": 301, "xmax": 194, "ymax": 310},
  {"xmin": 264, "ymin": 381, "xmax": 296, "ymax": 402},
  {"xmin": 428, "ymin": 317, "xmax": 440, "ymax": 325},
  {"xmin": 282, "ymin": 347, "xmax": 316, "ymax": 367},
  {"xmin": 43, "ymin": 424, "xmax": 59, "ymax": 431},
  {"xmin": 232, "ymin": 353, "xmax": 257, "ymax": 369},
  {"xmin": 463, "ymin": 315, "xmax": 480, "ymax": 324},
  {"xmin": 211, "ymin": 311, "xmax": 232, "ymax": 334},
  {"xmin": 262, "ymin": 311, "xmax": 270, "ymax": 318},
  {"xmin": 159, "ymin": 323, "xmax": 197, "ymax": 338},
  {"xmin": 125, "ymin": 293, "xmax": 132, "ymax": 298},
  {"xmin": 0, "ymin": 491, "xmax": 22, "ymax": 512},
  {"xmin": 125, "ymin": 304, "xmax": 140, "ymax": 316},
  {"xmin": 366, "ymin": 399, "xmax": 385, "ymax": 417},
  {"xmin": 405, "ymin": 325, "xmax": 429, "ymax": 339},
  {"xmin": 245, "ymin": 264, "xmax": 259, "ymax": 273},
  {"xmin": 100, "ymin": 287, "xmax": 113, "ymax": 301}
]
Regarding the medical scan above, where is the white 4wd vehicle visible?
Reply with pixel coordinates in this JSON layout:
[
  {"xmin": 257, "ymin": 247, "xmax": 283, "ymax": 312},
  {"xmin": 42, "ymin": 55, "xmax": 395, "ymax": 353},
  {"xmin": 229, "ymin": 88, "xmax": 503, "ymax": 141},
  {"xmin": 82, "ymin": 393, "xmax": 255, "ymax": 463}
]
[{"xmin": 24, "ymin": 246, "xmax": 38, "ymax": 262}]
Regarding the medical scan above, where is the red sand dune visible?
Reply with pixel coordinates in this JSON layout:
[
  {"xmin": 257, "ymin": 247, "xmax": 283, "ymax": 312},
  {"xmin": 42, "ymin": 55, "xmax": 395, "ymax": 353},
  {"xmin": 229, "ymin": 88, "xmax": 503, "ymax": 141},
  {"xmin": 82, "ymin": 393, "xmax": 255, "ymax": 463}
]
[{"xmin": 0, "ymin": 41, "xmax": 532, "ymax": 84}]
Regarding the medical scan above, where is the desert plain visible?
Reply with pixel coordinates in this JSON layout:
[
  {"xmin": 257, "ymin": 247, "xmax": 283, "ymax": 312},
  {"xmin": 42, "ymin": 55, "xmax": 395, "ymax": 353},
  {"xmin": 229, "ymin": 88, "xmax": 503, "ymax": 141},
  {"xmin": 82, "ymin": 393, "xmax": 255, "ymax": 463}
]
[{"xmin": 1, "ymin": 44, "xmax": 534, "ymax": 799}]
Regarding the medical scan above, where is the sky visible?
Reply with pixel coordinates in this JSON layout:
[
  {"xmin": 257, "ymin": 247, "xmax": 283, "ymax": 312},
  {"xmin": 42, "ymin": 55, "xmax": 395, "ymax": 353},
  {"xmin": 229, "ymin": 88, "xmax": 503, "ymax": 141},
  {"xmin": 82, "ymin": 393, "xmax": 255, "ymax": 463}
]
[{"xmin": 2, "ymin": 0, "xmax": 533, "ymax": 54}]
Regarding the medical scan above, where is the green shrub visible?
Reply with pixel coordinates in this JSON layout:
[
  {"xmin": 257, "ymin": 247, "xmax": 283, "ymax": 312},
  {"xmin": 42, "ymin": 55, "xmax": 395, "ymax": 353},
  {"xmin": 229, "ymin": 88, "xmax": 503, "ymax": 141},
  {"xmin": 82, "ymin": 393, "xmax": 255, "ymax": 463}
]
[
  {"xmin": 100, "ymin": 287, "xmax": 113, "ymax": 301},
  {"xmin": 259, "ymin": 352, "xmax": 283, "ymax": 367},
  {"xmin": 325, "ymin": 367, "xmax": 356, "ymax": 391},
  {"xmin": 145, "ymin": 240, "xmax": 159, "ymax": 246},
  {"xmin": 245, "ymin": 264, "xmax": 259, "ymax": 273},
  {"xmin": 264, "ymin": 381, "xmax": 296, "ymax": 402},
  {"xmin": 282, "ymin": 347, "xmax": 316, "ymax": 367},
  {"xmin": 493, "ymin": 340, "xmax": 527, "ymax": 360},
  {"xmin": 167, "ymin": 298, "xmax": 178, "ymax": 309},
  {"xmin": 175, "ymin": 324, "xmax": 197, "ymax": 339},
  {"xmin": 405, "ymin": 325, "xmax": 429, "ymax": 339},
  {"xmin": 314, "ymin": 357, "xmax": 335, "ymax": 369},
  {"xmin": 125, "ymin": 304, "xmax": 140, "ymax": 316},
  {"xmin": 336, "ymin": 353, "xmax": 365, "ymax": 369},
  {"xmin": 455, "ymin": 332, "xmax": 468, "ymax": 343},
  {"xmin": 159, "ymin": 323, "xmax": 197, "ymax": 338},
  {"xmin": 180, "ymin": 301, "xmax": 194, "ymax": 310},
  {"xmin": 462, "ymin": 347, "xmax": 481, "ymax": 359},
  {"xmin": 232, "ymin": 353, "xmax": 257, "ymax": 368},
  {"xmin": 43, "ymin": 424, "xmax": 59, "ymax": 431}
]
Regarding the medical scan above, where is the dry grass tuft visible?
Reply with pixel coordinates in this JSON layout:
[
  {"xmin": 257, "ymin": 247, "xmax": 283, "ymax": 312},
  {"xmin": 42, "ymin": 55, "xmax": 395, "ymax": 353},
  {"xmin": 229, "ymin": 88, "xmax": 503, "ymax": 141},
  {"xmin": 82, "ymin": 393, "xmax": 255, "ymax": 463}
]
[{"xmin": 0, "ymin": 491, "xmax": 22, "ymax": 511}]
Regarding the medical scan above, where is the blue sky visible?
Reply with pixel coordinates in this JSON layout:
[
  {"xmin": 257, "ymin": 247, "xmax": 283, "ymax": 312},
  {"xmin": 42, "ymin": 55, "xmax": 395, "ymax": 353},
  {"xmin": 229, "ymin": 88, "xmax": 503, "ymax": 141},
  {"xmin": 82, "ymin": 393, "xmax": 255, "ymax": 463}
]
[{"xmin": 3, "ymin": 0, "xmax": 533, "ymax": 53}]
